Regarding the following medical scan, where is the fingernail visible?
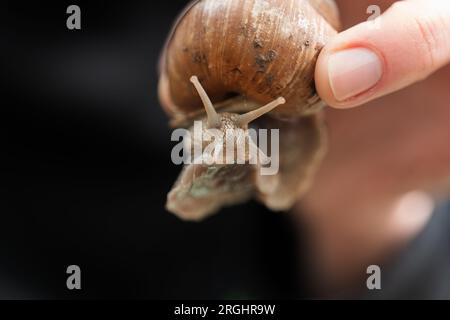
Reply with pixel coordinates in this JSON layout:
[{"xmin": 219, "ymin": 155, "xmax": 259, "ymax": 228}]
[{"xmin": 328, "ymin": 48, "xmax": 383, "ymax": 101}]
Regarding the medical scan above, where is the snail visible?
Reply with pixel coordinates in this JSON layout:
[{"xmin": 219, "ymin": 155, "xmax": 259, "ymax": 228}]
[{"xmin": 158, "ymin": 0, "xmax": 340, "ymax": 221}]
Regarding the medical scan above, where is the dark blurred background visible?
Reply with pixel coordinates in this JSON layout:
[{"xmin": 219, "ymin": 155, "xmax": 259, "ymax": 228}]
[{"xmin": 3, "ymin": 1, "xmax": 306, "ymax": 299}]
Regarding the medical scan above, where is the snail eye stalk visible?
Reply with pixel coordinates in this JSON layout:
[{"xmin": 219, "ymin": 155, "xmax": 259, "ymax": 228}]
[
  {"xmin": 237, "ymin": 97, "xmax": 286, "ymax": 127},
  {"xmin": 190, "ymin": 76, "xmax": 220, "ymax": 128}
]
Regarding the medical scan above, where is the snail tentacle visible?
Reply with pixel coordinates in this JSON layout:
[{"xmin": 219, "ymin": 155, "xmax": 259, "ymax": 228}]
[
  {"xmin": 236, "ymin": 97, "xmax": 286, "ymax": 127},
  {"xmin": 190, "ymin": 76, "xmax": 220, "ymax": 128}
]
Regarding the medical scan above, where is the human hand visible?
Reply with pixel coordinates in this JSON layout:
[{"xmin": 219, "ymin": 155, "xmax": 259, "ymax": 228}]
[
  {"xmin": 315, "ymin": 0, "xmax": 450, "ymax": 108},
  {"xmin": 298, "ymin": 0, "xmax": 450, "ymax": 290}
]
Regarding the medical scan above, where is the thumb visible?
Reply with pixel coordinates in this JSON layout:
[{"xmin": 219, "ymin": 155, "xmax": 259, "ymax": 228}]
[{"xmin": 315, "ymin": 0, "xmax": 450, "ymax": 109}]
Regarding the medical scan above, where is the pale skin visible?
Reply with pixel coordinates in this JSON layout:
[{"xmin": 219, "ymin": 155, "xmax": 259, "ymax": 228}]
[{"xmin": 300, "ymin": 0, "xmax": 450, "ymax": 292}]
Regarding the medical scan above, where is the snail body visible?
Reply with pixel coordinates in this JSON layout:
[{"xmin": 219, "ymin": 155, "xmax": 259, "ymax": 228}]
[{"xmin": 159, "ymin": 0, "xmax": 340, "ymax": 220}]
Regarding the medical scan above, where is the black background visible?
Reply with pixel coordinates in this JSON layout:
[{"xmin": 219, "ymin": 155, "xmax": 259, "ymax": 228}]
[{"xmin": 3, "ymin": 1, "xmax": 305, "ymax": 299}]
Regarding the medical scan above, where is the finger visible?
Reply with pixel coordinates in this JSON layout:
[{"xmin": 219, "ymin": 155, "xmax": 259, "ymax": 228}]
[{"xmin": 315, "ymin": 0, "xmax": 450, "ymax": 109}]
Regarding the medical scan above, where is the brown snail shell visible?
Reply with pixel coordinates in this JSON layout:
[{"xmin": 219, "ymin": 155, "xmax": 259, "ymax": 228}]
[
  {"xmin": 159, "ymin": 0, "xmax": 339, "ymax": 121},
  {"xmin": 159, "ymin": 0, "xmax": 340, "ymax": 220}
]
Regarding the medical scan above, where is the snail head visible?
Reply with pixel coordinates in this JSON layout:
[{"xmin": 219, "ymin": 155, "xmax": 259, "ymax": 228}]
[{"xmin": 188, "ymin": 75, "xmax": 284, "ymax": 164}]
